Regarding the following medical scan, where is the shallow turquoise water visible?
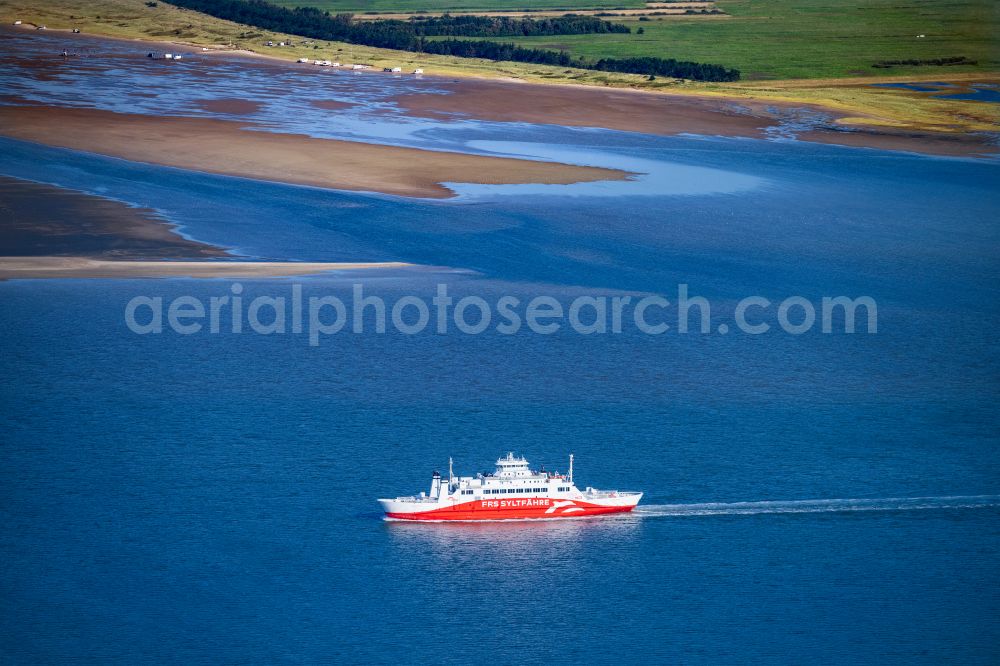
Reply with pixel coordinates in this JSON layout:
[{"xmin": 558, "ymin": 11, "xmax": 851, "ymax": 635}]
[{"xmin": 1, "ymin": 28, "xmax": 1000, "ymax": 664}]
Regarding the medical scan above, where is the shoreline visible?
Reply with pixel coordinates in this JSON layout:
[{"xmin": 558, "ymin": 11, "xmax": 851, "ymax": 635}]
[
  {"xmin": 0, "ymin": 175, "xmax": 229, "ymax": 259},
  {"xmin": 392, "ymin": 78, "xmax": 999, "ymax": 158},
  {"xmin": 0, "ymin": 256, "xmax": 416, "ymax": 280},
  {"xmin": 0, "ymin": 106, "xmax": 631, "ymax": 199},
  {"xmin": 2, "ymin": 23, "xmax": 996, "ymax": 156},
  {"xmin": 0, "ymin": 174, "xmax": 423, "ymax": 281}
]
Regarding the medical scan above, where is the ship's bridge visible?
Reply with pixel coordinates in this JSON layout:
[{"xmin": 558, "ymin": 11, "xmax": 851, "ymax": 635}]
[{"xmin": 494, "ymin": 452, "xmax": 534, "ymax": 478}]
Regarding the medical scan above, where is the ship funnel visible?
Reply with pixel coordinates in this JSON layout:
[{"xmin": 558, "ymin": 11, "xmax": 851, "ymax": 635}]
[{"xmin": 430, "ymin": 470, "xmax": 441, "ymax": 499}]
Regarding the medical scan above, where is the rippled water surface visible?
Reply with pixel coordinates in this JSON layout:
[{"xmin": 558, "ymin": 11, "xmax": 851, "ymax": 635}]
[{"xmin": 1, "ymin": 28, "xmax": 999, "ymax": 664}]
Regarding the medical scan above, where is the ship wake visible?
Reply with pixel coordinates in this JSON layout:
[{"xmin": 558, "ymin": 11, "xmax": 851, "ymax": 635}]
[{"xmin": 633, "ymin": 495, "xmax": 1000, "ymax": 518}]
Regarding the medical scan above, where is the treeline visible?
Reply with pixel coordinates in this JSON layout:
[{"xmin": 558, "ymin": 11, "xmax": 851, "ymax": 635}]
[
  {"xmin": 422, "ymin": 39, "xmax": 575, "ymax": 67},
  {"xmin": 407, "ymin": 14, "xmax": 631, "ymax": 37},
  {"xmin": 872, "ymin": 56, "xmax": 976, "ymax": 68},
  {"xmin": 593, "ymin": 56, "xmax": 739, "ymax": 82},
  {"xmin": 423, "ymin": 39, "xmax": 740, "ymax": 81},
  {"xmin": 162, "ymin": 0, "xmax": 739, "ymax": 81}
]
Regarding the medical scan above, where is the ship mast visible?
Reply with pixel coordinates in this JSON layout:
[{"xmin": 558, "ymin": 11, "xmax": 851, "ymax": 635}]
[
  {"xmin": 569, "ymin": 453, "xmax": 574, "ymax": 483},
  {"xmin": 448, "ymin": 457, "xmax": 454, "ymax": 488}
]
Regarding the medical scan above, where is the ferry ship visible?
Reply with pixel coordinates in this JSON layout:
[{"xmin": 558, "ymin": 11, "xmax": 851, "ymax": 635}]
[{"xmin": 378, "ymin": 453, "xmax": 643, "ymax": 521}]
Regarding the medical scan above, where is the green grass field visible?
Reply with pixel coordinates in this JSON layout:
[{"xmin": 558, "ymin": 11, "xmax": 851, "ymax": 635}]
[
  {"xmin": 433, "ymin": 0, "xmax": 999, "ymax": 80},
  {"xmin": 267, "ymin": 0, "xmax": 644, "ymax": 12}
]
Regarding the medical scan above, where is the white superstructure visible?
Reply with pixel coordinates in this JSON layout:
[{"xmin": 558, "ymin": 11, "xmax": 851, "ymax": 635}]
[{"xmin": 379, "ymin": 453, "xmax": 642, "ymax": 521}]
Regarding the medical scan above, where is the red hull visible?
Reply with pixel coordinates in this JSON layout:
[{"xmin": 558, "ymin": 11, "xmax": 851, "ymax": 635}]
[{"xmin": 385, "ymin": 497, "xmax": 637, "ymax": 521}]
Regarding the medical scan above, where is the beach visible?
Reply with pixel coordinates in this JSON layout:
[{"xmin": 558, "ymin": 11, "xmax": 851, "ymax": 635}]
[
  {"xmin": 0, "ymin": 256, "xmax": 414, "ymax": 280},
  {"xmin": 395, "ymin": 77, "xmax": 999, "ymax": 158},
  {"xmin": 0, "ymin": 26, "xmax": 994, "ymax": 285},
  {"xmin": 0, "ymin": 106, "xmax": 630, "ymax": 200},
  {"xmin": 395, "ymin": 78, "xmax": 773, "ymax": 138},
  {"xmin": 0, "ymin": 175, "xmax": 227, "ymax": 259},
  {"xmin": 0, "ymin": 175, "xmax": 418, "ymax": 278}
]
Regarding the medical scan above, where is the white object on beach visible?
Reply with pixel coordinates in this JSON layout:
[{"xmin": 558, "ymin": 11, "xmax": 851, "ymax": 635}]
[
  {"xmin": 173, "ymin": 54, "xmax": 182, "ymax": 60},
  {"xmin": 390, "ymin": 66, "xmax": 402, "ymax": 73},
  {"xmin": 331, "ymin": 62, "xmax": 341, "ymax": 67},
  {"xmin": 413, "ymin": 68, "xmax": 423, "ymax": 74},
  {"xmin": 351, "ymin": 64, "xmax": 365, "ymax": 70},
  {"xmin": 297, "ymin": 57, "xmax": 309, "ymax": 63},
  {"xmin": 164, "ymin": 53, "xmax": 173, "ymax": 59},
  {"xmin": 13, "ymin": 20, "xmax": 22, "ymax": 25}
]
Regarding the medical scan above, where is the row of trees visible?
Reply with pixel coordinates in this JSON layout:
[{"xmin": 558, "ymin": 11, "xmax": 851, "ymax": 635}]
[
  {"xmin": 163, "ymin": 0, "xmax": 740, "ymax": 81},
  {"xmin": 406, "ymin": 14, "xmax": 631, "ymax": 37},
  {"xmin": 872, "ymin": 56, "xmax": 975, "ymax": 68},
  {"xmin": 422, "ymin": 39, "xmax": 575, "ymax": 67},
  {"xmin": 593, "ymin": 56, "xmax": 739, "ymax": 82}
]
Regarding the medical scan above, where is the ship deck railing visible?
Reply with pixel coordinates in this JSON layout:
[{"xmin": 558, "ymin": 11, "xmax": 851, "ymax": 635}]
[
  {"xmin": 393, "ymin": 490, "xmax": 641, "ymax": 502},
  {"xmin": 392, "ymin": 495, "xmax": 440, "ymax": 503},
  {"xmin": 584, "ymin": 490, "xmax": 643, "ymax": 499}
]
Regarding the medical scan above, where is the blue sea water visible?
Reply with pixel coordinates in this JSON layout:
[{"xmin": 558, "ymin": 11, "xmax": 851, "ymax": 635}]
[{"xmin": 2, "ymin": 29, "xmax": 1000, "ymax": 664}]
